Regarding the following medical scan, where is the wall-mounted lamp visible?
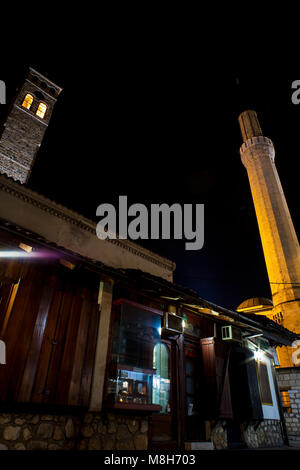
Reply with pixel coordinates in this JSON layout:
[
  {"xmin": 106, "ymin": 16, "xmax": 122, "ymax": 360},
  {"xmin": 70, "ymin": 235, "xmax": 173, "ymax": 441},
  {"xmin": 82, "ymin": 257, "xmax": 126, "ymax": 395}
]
[{"xmin": 254, "ymin": 350, "xmax": 264, "ymax": 361}]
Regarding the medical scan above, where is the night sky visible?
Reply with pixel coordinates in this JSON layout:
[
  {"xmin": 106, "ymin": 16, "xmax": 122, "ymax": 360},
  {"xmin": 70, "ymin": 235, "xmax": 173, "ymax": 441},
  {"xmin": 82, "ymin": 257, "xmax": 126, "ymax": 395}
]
[{"xmin": 1, "ymin": 59, "xmax": 299, "ymax": 310}]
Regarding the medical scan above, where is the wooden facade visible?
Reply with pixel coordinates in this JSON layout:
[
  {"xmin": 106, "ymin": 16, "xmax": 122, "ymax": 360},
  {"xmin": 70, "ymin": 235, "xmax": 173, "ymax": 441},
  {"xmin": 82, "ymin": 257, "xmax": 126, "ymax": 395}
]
[
  {"xmin": 0, "ymin": 256, "xmax": 99, "ymax": 408},
  {"xmin": 0, "ymin": 227, "xmax": 297, "ymax": 449}
]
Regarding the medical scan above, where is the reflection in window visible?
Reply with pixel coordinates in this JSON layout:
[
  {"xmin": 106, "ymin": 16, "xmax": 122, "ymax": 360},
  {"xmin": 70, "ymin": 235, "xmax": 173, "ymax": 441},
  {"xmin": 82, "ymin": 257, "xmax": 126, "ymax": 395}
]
[
  {"xmin": 106, "ymin": 301, "xmax": 162, "ymax": 407},
  {"xmin": 152, "ymin": 342, "xmax": 171, "ymax": 413},
  {"xmin": 22, "ymin": 93, "xmax": 33, "ymax": 110},
  {"xmin": 36, "ymin": 102, "xmax": 47, "ymax": 119}
]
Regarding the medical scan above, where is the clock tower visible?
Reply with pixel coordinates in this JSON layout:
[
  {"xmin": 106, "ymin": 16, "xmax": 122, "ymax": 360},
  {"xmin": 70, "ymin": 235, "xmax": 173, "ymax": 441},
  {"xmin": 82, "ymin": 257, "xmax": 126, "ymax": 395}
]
[{"xmin": 0, "ymin": 68, "xmax": 62, "ymax": 184}]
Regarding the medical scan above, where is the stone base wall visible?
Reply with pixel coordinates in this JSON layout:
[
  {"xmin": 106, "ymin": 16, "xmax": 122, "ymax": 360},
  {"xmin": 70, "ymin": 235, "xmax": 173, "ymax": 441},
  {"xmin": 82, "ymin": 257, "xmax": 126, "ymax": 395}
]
[
  {"xmin": 276, "ymin": 367, "xmax": 300, "ymax": 447},
  {"xmin": 0, "ymin": 412, "xmax": 148, "ymax": 451},
  {"xmin": 211, "ymin": 421, "xmax": 227, "ymax": 449},
  {"xmin": 283, "ymin": 390, "xmax": 300, "ymax": 447},
  {"xmin": 211, "ymin": 419, "xmax": 284, "ymax": 450},
  {"xmin": 242, "ymin": 420, "xmax": 283, "ymax": 448}
]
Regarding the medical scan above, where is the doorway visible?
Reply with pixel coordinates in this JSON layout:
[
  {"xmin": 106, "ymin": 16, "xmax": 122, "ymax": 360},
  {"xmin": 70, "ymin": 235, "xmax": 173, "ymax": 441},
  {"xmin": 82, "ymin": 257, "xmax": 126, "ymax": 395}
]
[{"xmin": 149, "ymin": 339, "xmax": 178, "ymax": 449}]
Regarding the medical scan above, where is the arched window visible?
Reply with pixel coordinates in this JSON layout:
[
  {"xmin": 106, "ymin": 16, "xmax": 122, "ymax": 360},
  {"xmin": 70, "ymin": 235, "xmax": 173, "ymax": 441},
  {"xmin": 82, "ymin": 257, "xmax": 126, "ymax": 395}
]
[
  {"xmin": 152, "ymin": 342, "xmax": 171, "ymax": 413},
  {"xmin": 22, "ymin": 93, "xmax": 33, "ymax": 110},
  {"xmin": 36, "ymin": 102, "xmax": 47, "ymax": 119}
]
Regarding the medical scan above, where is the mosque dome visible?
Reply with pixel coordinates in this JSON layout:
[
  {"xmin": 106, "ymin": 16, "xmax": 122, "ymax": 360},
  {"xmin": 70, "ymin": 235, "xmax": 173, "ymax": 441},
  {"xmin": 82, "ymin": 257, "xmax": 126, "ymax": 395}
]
[{"xmin": 236, "ymin": 297, "xmax": 273, "ymax": 311}]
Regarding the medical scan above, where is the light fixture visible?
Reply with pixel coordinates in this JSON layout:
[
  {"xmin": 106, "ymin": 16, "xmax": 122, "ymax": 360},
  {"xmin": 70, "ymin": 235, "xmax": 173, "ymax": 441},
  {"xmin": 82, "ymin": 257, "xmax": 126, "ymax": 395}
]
[
  {"xmin": 0, "ymin": 250, "xmax": 31, "ymax": 258},
  {"xmin": 19, "ymin": 243, "xmax": 33, "ymax": 253},
  {"xmin": 59, "ymin": 259, "xmax": 75, "ymax": 270},
  {"xmin": 254, "ymin": 350, "xmax": 264, "ymax": 361}
]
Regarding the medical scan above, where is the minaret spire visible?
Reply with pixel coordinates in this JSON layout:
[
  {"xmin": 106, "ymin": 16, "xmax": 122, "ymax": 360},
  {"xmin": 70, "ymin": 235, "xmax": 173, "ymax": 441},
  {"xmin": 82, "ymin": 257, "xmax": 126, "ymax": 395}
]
[
  {"xmin": 238, "ymin": 110, "xmax": 263, "ymax": 141},
  {"xmin": 238, "ymin": 110, "xmax": 300, "ymax": 367}
]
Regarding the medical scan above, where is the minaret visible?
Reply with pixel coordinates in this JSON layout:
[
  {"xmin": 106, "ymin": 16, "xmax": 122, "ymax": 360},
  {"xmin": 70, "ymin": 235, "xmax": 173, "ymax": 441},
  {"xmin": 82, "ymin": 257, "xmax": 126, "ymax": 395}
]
[
  {"xmin": 0, "ymin": 68, "xmax": 62, "ymax": 184},
  {"xmin": 238, "ymin": 110, "xmax": 300, "ymax": 367}
]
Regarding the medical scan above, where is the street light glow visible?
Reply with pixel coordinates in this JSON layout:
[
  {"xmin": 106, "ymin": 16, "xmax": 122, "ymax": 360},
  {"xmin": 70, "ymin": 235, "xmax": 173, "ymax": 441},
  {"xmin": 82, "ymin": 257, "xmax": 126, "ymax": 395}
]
[{"xmin": 0, "ymin": 250, "xmax": 31, "ymax": 258}]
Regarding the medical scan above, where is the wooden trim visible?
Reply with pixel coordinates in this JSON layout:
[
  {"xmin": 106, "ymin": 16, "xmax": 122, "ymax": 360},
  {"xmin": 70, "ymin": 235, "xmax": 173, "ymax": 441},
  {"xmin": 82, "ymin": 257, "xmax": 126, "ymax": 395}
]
[
  {"xmin": 113, "ymin": 298, "xmax": 164, "ymax": 316},
  {"xmin": 0, "ymin": 279, "xmax": 20, "ymax": 337},
  {"xmin": 177, "ymin": 334, "xmax": 185, "ymax": 449},
  {"xmin": 18, "ymin": 275, "xmax": 56, "ymax": 402},
  {"xmin": 89, "ymin": 280, "xmax": 113, "ymax": 411}
]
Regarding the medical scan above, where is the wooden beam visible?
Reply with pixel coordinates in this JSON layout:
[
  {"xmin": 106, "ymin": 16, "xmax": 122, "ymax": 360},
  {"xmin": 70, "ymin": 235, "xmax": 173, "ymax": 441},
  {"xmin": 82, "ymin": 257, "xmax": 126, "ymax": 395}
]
[{"xmin": 89, "ymin": 279, "xmax": 113, "ymax": 411}]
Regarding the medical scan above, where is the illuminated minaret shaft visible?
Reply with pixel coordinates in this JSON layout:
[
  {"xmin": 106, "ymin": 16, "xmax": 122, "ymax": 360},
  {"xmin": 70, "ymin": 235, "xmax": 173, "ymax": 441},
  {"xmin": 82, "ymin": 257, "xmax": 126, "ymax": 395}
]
[{"xmin": 238, "ymin": 110, "xmax": 300, "ymax": 367}]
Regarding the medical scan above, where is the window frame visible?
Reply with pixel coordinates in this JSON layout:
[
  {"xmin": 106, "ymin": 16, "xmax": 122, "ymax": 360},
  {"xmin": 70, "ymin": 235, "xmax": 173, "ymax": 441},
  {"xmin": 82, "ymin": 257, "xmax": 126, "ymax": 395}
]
[
  {"xmin": 103, "ymin": 298, "xmax": 164, "ymax": 412},
  {"xmin": 36, "ymin": 102, "xmax": 47, "ymax": 119},
  {"xmin": 21, "ymin": 93, "xmax": 34, "ymax": 110}
]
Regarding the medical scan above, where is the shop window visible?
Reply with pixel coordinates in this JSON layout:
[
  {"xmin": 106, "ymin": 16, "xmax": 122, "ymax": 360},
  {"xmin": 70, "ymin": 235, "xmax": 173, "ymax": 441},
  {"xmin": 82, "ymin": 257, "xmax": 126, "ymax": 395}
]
[
  {"xmin": 256, "ymin": 361, "xmax": 273, "ymax": 405},
  {"xmin": 152, "ymin": 342, "xmax": 170, "ymax": 413},
  {"xmin": 106, "ymin": 300, "xmax": 163, "ymax": 411},
  {"xmin": 22, "ymin": 93, "xmax": 33, "ymax": 110},
  {"xmin": 36, "ymin": 102, "xmax": 47, "ymax": 119}
]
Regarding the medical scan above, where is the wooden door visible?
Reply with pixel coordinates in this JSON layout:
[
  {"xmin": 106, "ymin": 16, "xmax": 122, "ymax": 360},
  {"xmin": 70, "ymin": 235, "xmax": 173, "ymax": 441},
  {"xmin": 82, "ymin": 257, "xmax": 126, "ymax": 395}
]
[
  {"xmin": 149, "ymin": 339, "xmax": 178, "ymax": 450},
  {"xmin": 0, "ymin": 259, "xmax": 100, "ymax": 407},
  {"xmin": 184, "ymin": 343, "xmax": 206, "ymax": 441}
]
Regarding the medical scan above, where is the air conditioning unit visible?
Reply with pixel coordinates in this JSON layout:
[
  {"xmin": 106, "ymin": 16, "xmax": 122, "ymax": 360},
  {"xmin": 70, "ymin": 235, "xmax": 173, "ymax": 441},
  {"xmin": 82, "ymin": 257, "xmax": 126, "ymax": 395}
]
[
  {"xmin": 221, "ymin": 325, "xmax": 242, "ymax": 343},
  {"xmin": 162, "ymin": 312, "xmax": 183, "ymax": 335}
]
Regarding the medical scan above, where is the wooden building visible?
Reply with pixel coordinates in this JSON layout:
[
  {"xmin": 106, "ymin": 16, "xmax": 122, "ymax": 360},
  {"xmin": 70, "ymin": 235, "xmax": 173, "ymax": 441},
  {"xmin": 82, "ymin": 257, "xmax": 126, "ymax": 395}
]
[
  {"xmin": 0, "ymin": 176, "xmax": 298, "ymax": 450},
  {"xmin": 0, "ymin": 69, "xmax": 299, "ymax": 450}
]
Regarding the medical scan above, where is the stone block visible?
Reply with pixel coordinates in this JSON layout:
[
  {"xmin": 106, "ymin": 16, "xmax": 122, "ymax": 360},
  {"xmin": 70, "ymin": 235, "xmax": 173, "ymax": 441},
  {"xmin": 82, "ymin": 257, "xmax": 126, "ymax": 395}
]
[
  {"xmin": 0, "ymin": 415, "xmax": 11, "ymax": 425},
  {"xmin": 81, "ymin": 425, "xmax": 94, "ymax": 438},
  {"xmin": 88, "ymin": 436, "xmax": 102, "ymax": 450},
  {"xmin": 13, "ymin": 443, "xmax": 26, "ymax": 450},
  {"xmin": 23, "ymin": 427, "xmax": 33, "ymax": 441},
  {"xmin": 53, "ymin": 426, "xmax": 65, "ymax": 441},
  {"xmin": 37, "ymin": 422, "xmax": 53, "ymax": 439},
  {"xmin": 134, "ymin": 433, "xmax": 147, "ymax": 450},
  {"xmin": 3, "ymin": 426, "xmax": 21, "ymax": 441},
  {"xmin": 65, "ymin": 419, "xmax": 74, "ymax": 438},
  {"xmin": 116, "ymin": 424, "xmax": 131, "ymax": 440},
  {"xmin": 27, "ymin": 441, "xmax": 48, "ymax": 450}
]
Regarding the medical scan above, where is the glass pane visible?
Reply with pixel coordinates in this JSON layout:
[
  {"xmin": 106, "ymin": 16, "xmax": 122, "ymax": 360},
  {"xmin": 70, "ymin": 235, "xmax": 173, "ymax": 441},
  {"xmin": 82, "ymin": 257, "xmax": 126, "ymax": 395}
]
[
  {"xmin": 22, "ymin": 94, "xmax": 33, "ymax": 110},
  {"xmin": 152, "ymin": 342, "xmax": 171, "ymax": 414},
  {"xmin": 185, "ymin": 355, "xmax": 200, "ymax": 415},
  {"xmin": 186, "ymin": 376, "xmax": 195, "ymax": 395},
  {"xmin": 185, "ymin": 357, "xmax": 195, "ymax": 376},
  {"xmin": 36, "ymin": 102, "xmax": 47, "ymax": 119},
  {"xmin": 107, "ymin": 302, "xmax": 162, "ymax": 407}
]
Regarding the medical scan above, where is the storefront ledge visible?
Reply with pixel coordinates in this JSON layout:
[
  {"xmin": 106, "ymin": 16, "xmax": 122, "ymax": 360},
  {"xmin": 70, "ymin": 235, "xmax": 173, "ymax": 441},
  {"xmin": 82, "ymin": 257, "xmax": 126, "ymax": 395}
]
[
  {"xmin": 185, "ymin": 441, "xmax": 214, "ymax": 450},
  {"xmin": 105, "ymin": 402, "xmax": 162, "ymax": 412}
]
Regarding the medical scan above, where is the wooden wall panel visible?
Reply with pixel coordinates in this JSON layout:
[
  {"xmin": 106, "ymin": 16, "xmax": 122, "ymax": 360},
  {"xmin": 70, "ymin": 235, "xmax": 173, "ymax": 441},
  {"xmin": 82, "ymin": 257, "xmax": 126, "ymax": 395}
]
[
  {"xmin": 200, "ymin": 337, "xmax": 233, "ymax": 420},
  {"xmin": 54, "ymin": 292, "xmax": 83, "ymax": 405},
  {"xmin": 31, "ymin": 279, "xmax": 65, "ymax": 403},
  {"xmin": 0, "ymin": 257, "xmax": 101, "ymax": 409},
  {"xmin": 0, "ymin": 275, "xmax": 44, "ymax": 401},
  {"xmin": 18, "ymin": 275, "xmax": 57, "ymax": 402},
  {"xmin": 67, "ymin": 297, "xmax": 91, "ymax": 406}
]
